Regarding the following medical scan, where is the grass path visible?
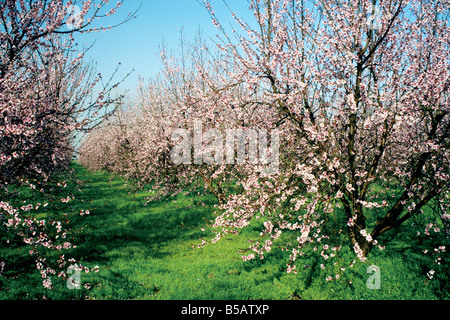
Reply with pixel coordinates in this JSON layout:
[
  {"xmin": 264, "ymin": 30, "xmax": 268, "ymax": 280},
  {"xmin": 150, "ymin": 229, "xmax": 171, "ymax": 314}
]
[{"xmin": 69, "ymin": 165, "xmax": 297, "ymax": 300}]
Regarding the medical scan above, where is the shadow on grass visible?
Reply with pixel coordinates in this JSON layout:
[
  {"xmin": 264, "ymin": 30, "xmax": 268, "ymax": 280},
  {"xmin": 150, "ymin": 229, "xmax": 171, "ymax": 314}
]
[{"xmin": 69, "ymin": 165, "xmax": 215, "ymax": 265}]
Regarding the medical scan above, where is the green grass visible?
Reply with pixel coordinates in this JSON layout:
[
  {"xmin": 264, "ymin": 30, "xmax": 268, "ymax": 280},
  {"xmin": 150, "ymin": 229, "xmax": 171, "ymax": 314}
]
[{"xmin": 0, "ymin": 163, "xmax": 448, "ymax": 300}]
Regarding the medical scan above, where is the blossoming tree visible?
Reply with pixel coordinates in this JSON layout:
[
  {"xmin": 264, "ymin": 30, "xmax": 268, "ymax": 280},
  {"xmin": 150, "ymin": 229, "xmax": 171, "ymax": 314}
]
[
  {"xmin": 201, "ymin": 0, "xmax": 449, "ymax": 264},
  {"xmin": 0, "ymin": 0, "xmax": 133, "ymax": 290},
  {"xmin": 79, "ymin": 0, "xmax": 448, "ymax": 279}
]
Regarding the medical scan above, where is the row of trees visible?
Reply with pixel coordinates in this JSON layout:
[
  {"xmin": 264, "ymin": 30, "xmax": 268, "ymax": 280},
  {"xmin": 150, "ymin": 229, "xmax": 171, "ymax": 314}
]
[
  {"xmin": 80, "ymin": 0, "xmax": 449, "ymax": 278},
  {"xmin": 0, "ymin": 0, "xmax": 133, "ymax": 290}
]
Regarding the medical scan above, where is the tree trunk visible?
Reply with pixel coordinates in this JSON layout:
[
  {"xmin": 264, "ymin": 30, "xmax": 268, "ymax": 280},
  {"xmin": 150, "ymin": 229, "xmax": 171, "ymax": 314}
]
[{"xmin": 343, "ymin": 199, "xmax": 371, "ymax": 257}]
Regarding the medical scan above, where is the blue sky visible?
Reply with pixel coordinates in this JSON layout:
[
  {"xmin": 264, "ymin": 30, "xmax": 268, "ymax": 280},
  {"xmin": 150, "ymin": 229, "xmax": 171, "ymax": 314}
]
[{"xmin": 74, "ymin": 0, "xmax": 253, "ymax": 97}]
